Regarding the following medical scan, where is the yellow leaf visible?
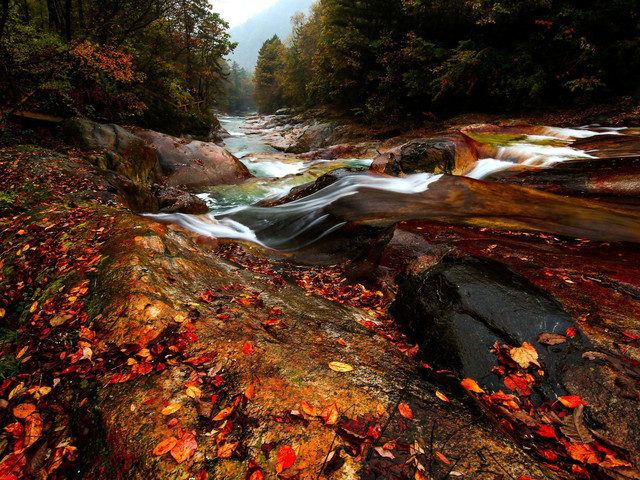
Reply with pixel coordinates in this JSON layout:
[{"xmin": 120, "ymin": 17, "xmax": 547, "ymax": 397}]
[
  {"xmin": 186, "ymin": 386, "xmax": 202, "ymax": 399},
  {"xmin": 435, "ymin": 391, "xmax": 450, "ymax": 403},
  {"xmin": 461, "ymin": 378, "xmax": 486, "ymax": 394},
  {"xmin": 510, "ymin": 342, "xmax": 540, "ymax": 369},
  {"xmin": 301, "ymin": 401, "xmax": 316, "ymax": 416},
  {"xmin": 174, "ymin": 314, "xmax": 186, "ymax": 323},
  {"xmin": 8, "ymin": 382, "xmax": 24, "ymax": 400},
  {"xmin": 16, "ymin": 346, "xmax": 28, "ymax": 359},
  {"xmin": 0, "ymin": 308, "xmax": 5, "ymax": 318},
  {"xmin": 161, "ymin": 404, "xmax": 182, "ymax": 415},
  {"xmin": 29, "ymin": 301, "xmax": 38, "ymax": 313},
  {"xmin": 328, "ymin": 361, "xmax": 353, "ymax": 372}
]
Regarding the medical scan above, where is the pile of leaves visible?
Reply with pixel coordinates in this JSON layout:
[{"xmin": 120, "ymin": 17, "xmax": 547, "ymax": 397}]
[
  {"xmin": 461, "ymin": 338, "xmax": 640, "ymax": 480},
  {"xmin": 215, "ymin": 244, "xmax": 417, "ymax": 355}
]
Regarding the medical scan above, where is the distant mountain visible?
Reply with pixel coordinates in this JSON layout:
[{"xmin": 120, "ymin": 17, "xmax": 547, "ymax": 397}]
[{"xmin": 227, "ymin": 0, "xmax": 315, "ymax": 72}]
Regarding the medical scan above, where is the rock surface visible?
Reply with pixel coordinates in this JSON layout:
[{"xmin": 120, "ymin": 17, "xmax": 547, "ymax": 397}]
[
  {"xmin": 155, "ymin": 186, "xmax": 209, "ymax": 214},
  {"xmin": 370, "ymin": 135, "xmax": 479, "ymax": 176},
  {"xmin": 62, "ymin": 117, "xmax": 160, "ymax": 184},
  {"xmin": 130, "ymin": 127, "xmax": 252, "ymax": 188}
]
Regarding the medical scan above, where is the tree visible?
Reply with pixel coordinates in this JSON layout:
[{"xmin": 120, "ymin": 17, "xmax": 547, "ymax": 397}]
[{"xmin": 253, "ymin": 35, "xmax": 285, "ymax": 113}]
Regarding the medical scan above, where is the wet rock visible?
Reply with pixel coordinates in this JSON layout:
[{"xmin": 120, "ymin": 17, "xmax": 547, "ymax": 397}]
[
  {"xmin": 488, "ymin": 156, "xmax": 640, "ymax": 203},
  {"xmin": 370, "ymin": 134, "xmax": 478, "ymax": 176},
  {"xmin": 155, "ymin": 186, "xmax": 208, "ymax": 214},
  {"xmin": 390, "ymin": 256, "xmax": 588, "ymax": 394},
  {"xmin": 299, "ymin": 142, "xmax": 381, "ymax": 160},
  {"xmin": 129, "ymin": 127, "xmax": 252, "ymax": 188},
  {"xmin": 62, "ymin": 117, "xmax": 160, "ymax": 184}
]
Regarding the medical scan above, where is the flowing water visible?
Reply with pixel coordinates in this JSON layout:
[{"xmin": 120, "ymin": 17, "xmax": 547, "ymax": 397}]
[{"xmin": 151, "ymin": 117, "xmax": 640, "ymax": 256}]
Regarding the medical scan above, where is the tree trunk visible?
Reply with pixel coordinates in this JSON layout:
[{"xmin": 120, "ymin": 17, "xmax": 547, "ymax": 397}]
[{"xmin": 64, "ymin": 0, "xmax": 72, "ymax": 41}]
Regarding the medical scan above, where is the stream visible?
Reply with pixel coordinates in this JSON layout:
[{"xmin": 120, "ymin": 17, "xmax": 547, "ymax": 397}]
[{"xmin": 151, "ymin": 116, "xmax": 640, "ymax": 257}]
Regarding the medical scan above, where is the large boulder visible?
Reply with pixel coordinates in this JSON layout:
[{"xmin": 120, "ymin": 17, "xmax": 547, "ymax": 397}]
[
  {"xmin": 130, "ymin": 128, "xmax": 252, "ymax": 188},
  {"xmin": 62, "ymin": 117, "xmax": 160, "ymax": 184},
  {"xmin": 155, "ymin": 186, "xmax": 208, "ymax": 214},
  {"xmin": 390, "ymin": 256, "xmax": 589, "ymax": 394},
  {"xmin": 370, "ymin": 134, "xmax": 479, "ymax": 176}
]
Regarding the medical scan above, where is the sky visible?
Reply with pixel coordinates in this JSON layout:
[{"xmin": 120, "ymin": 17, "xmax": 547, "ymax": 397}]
[{"xmin": 210, "ymin": 0, "xmax": 282, "ymax": 27}]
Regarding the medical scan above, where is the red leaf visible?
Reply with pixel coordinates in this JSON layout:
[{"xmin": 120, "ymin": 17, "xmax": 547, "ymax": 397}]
[
  {"xmin": 398, "ymin": 403, "xmax": 413, "ymax": 420},
  {"xmin": 558, "ymin": 396, "xmax": 586, "ymax": 408},
  {"xmin": 275, "ymin": 446, "xmax": 296, "ymax": 473},
  {"xmin": 535, "ymin": 425, "xmax": 557, "ymax": 439},
  {"xmin": 242, "ymin": 342, "xmax": 254, "ymax": 354},
  {"xmin": 566, "ymin": 327, "xmax": 578, "ymax": 337},
  {"xmin": 170, "ymin": 432, "xmax": 197, "ymax": 464}
]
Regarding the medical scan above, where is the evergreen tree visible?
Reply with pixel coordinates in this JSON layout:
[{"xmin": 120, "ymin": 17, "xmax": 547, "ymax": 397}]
[{"xmin": 254, "ymin": 35, "xmax": 286, "ymax": 113}]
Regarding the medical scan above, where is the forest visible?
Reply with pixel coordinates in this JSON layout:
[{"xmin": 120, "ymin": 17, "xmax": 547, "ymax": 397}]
[
  {"xmin": 255, "ymin": 0, "xmax": 640, "ymax": 121},
  {"xmin": 0, "ymin": 0, "xmax": 236, "ymax": 136}
]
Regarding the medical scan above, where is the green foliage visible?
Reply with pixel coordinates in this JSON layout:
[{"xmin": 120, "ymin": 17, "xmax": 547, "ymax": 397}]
[
  {"xmin": 254, "ymin": 35, "xmax": 286, "ymax": 113},
  {"xmin": 260, "ymin": 0, "xmax": 640, "ymax": 120},
  {"xmin": 0, "ymin": 0, "xmax": 235, "ymax": 132},
  {"xmin": 218, "ymin": 61, "xmax": 255, "ymax": 113}
]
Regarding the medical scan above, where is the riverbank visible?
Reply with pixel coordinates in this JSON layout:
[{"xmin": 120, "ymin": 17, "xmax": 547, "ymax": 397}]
[{"xmin": 1, "ymin": 111, "xmax": 640, "ymax": 479}]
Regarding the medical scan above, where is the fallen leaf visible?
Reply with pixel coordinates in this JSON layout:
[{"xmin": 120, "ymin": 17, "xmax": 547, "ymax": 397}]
[
  {"xmin": 217, "ymin": 440, "xmax": 240, "ymax": 459},
  {"xmin": 398, "ymin": 403, "xmax": 413, "ymax": 420},
  {"xmin": 374, "ymin": 446, "xmax": 395, "ymax": 459},
  {"xmin": 174, "ymin": 314, "xmax": 186, "ymax": 323},
  {"xmin": 29, "ymin": 301, "xmax": 38, "ymax": 313},
  {"xmin": 242, "ymin": 342, "xmax": 254, "ymax": 354},
  {"xmin": 301, "ymin": 401, "xmax": 316, "ymax": 416},
  {"xmin": 376, "ymin": 403, "xmax": 386, "ymax": 417},
  {"xmin": 134, "ymin": 236, "xmax": 143, "ymax": 241},
  {"xmin": 461, "ymin": 378, "xmax": 485, "ymax": 394},
  {"xmin": 276, "ymin": 445, "xmax": 296, "ymax": 473},
  {"xmin": 537, "ymin": 333, "xmax": 567, "ymax": 345},
  {"xmin": 24, "ymin": 413, "xmax": 42, "ymax": 448},
  {"xmin": 244, "ymin": 384, "xmax": 255, "ymax": 400},
  {"xmin": 170, "ymin": 432, "xmax": 197, "ymax": 464},
  {"xmin": 186, "ymin": 386, "xmax": 202, "ymax": 399},
  {"xmin": 435, "ymin": 451, "xmax": 450, "ymax": 465},
  {"xmin": 212, "ymin": 405, "xmax": 235, "ymax": 421},
  {"xmin": 558, "ymin": 396, "xmax": 586, "ymax": 408},
  {"xmin": 13, "ymin": 403, "xmax": 35, "ymax": 419},
  {"xmin": 565, "ymin": 442, "xmax": 600, "ymax": 464},
  {"xmin": 560, "ymin": 404, "xmax": 593, "ymax": 444},
  {"xmin": 320, "ymin": 403, "xmax": 339, "ymax": 425},
  {"xmin": 510, "ymin": 342, "xmax": 540, "ymax": 369},
  {"xmin": 153, "ymin": 437, "xmax": 178, "ymax": 456},
  {"xmin": 161, "ymin": 404, "xmax": 182, "ymax": 415},
  {"xmin": 8, "ymin": 382, "xmax": 24, "ymax": 400},
  {"xmin": 328, "ymin": 361, "xmax": 353, "ymax": 372},
  {"xmin": 16, "ymin": 346, "xmax": 28, "ymax": 359},
  {"xmin": 435, "ymin": 391, "xmax": 449, "ymax": 403},
  {"xmin": 566, "ymin": 327, "xmax": 578, "ymax": 337},
  {"xmin": 249, "ymin": 471, "xmax": 264, "ymax": 480}
]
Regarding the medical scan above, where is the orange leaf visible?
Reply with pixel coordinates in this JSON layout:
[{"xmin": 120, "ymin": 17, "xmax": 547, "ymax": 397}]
[
  {"xmin": 153, "ymin": 437, "xmax": 178, "ymax": 456},
  {"xmin": 509, "ymin": 342, "xmax": 540, "ymax": 369},
  {"xmin": 435, "ymin": 391, "xmax": 449, "ymax": 403},
  {"xmin": 377, "ymin": 404, "xmax": 386, "ymax": 417},
  {"xmin": 161, "ymin": 404, "xmax": 182, "ymax": 415},
  {"xmin": 134, "ymin": 236, "xmax": 143, "ymax": 241},
  {"xmin": 217, "ymin": 440, "xmax": 240, "ymax": 459},
  {"xmin": 244, "ymin": 384, "xmax": 255, "ymax": 400},
  {"xmin": 212, "ymin": 405, "xmax": 235, "ymax": 422},
  {"xmin": 328, "ymin": 361, "xmax": 353, "ymax": 372},
  {"xmin": 320, "ymin": 402, "xmax": 339, "ymax": 425},
  {"xmin": 275, "ymin": 445, "xmax": 296, "ymax": 473},
  {"xmin": 435, "ymin": 451, "xmax": 450, "ymax": 465},
  {"xmin": 461, "ymin": 378, "xmax": 485, "ymax": 394},
  {"xmin": 565, "ymin": 443, "xmax": 600, "ymax": 464},
  {"xmin": 301, "ymin": 401, "xmax": 316, "ymax": 416},
  {"xmin": 170, "ymin": 432, "xmax": 197, "ymax": 464},
  {"xmin": 242, "ymin": 342, "xmax": 254, "ymax": 354},
  {"xmin": 24, "ymin": 413, "xmax": 42, "ymax": 448},
  {"xmin": 13, "ymin": 403, "xmax": 35, "ymax": 419},
  {"xmin": 398, "ymin": 403, "xmax": 413, "ymax": 420},
  {"xmin": 186, "ymin": 386, "xmax": 202, "ymax": 399},
  {"xmin": 558, "ymin": 396, "xmax": 586, "ymax": 408},
  {"xmin": 249, "ymin": 471, "xmax": 264, "ymax": 480}
]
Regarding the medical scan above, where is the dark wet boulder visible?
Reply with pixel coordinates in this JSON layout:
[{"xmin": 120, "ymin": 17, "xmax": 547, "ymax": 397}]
[
  {"xmin": 370, "ymin": 134, "xmax": 478, "ymax": 176},
  {"xmin": 62, "ymin": 117, "xmax": 160, "ymax": 184},
  {"xmin": 129, "ymin": 127, "xmax": 252, "ymax": 188},
  {"xmin": 390, "ymin": 256, "xmax": 590, "ymax": 395},
  {"xmin": 155, "ymin": 186, "xmax": 208, "ymax": 214}
]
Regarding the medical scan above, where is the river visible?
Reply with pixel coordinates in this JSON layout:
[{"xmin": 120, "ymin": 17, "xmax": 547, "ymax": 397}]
[{"xmin": 150, "ymin": 116, "xmax": 640, "ymax": 259}]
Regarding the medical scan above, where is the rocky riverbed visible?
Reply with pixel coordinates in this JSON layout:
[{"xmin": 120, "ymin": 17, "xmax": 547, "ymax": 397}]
[{"xmin": 1, "ymin": 113, "xmax": 639, "ymax": 480}]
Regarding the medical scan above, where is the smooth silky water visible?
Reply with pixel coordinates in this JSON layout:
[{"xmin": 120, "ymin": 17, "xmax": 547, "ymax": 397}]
[{"xmin": 149, "ymin": 118, "xmax": 640, "ymax": 253}]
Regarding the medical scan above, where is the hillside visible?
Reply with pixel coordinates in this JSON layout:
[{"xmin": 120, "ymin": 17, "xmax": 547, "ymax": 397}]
[{"xmin": 227, "ymin": 0, "xmax": 315, "ymax": 71}]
